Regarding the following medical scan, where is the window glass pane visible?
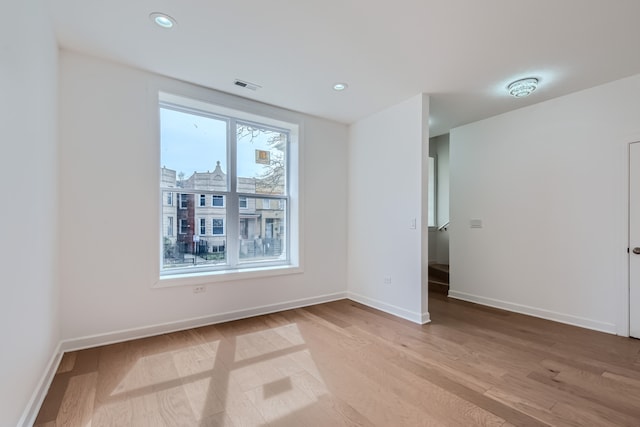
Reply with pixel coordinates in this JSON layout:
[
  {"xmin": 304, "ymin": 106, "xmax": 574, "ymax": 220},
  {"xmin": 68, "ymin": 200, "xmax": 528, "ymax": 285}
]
[
  {"xmin": 163, "ymin": 194, "xmax": 227, "ymax": 269},
  {"xmin": 236, "ymin": 123, "xmax": 286, "ymax": 195},
  {"xmin": 160, "ymin": 107, "xmax": 228, "ymax": 192},
  {"xmin": 239, "ymin": 197, "xmax": 286, "ymax": 263}
]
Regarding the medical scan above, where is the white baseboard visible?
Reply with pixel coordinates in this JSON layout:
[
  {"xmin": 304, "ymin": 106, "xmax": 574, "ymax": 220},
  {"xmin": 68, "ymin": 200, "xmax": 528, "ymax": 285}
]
[
  {"xmin": 448, "ymin": 290, "xmax": 617, "ymax": 334},
  {"xmin": 60, "ymin": 291, "xmax": 348, "ymax": 352},
  {"xmin": 347, "ymin": 292, "xmax": 430, "ymax": 325},
  {"xmin": 19, "ymin": 342, "xmax": 63, "ymax": 427},
  {"xmin": 421, "ymin": 311, "xmax": 431, "ymax": 324}
]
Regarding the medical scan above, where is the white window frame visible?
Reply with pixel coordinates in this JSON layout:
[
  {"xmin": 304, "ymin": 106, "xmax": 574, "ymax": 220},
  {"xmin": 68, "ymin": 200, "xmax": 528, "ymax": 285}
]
[
  {"xmin": 199, "ymin": 218, "xmax": 206, "ymax": 235},
  {"xmin": 239, "ymin": 197, "xmax": 247, "ymax": 209},
  {"xmin": 156, "ymin": 89, "xmax": 302, "ymax": 287},
  {"xmin": 199, "ymin": 194, "xmax": 206, "ymax": 207},
  {"xmin": 167, "ymin": 192, "xmax": 173, "ymax": 206}
]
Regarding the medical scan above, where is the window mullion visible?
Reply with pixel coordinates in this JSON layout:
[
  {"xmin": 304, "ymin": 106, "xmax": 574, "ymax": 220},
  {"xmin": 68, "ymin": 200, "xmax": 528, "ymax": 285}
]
[{"xmin": 227, "ymin": 119, "xmax": 239, "ymax": 267}]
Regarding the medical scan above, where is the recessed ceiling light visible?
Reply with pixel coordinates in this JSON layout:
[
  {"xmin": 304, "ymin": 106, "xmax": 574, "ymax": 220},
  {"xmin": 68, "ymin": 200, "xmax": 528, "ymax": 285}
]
[
  {"xmin": 333, "ymin": 83, "xmax": 348, "ymax": 91},
  {"xmin": 507, "ymin": 78, "xmax": 538, "ymax": 98},
  {"xmin": 149, "ymin": 12, "xmax": 176, "ymax": 29}
]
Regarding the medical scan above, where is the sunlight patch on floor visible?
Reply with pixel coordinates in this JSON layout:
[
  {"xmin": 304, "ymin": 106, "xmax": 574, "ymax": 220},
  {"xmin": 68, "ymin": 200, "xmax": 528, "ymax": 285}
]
[
  {"xmin": 111, "ymin": 340, "xmax": 220, "ymax": 397},
  {"xmin": 105, "ymin": 323, "xmax": 332, "ymax": 424},
  {"xmin": 233, "ymin": 323, "xmax": 306, "ymax": 362}
]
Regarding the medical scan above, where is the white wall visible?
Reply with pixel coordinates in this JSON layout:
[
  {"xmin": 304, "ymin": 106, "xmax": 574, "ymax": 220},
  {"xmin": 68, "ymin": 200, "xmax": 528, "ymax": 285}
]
[
  {"xmin": 347, "ymin": 94, "xmax": 430, "ymax": 323},
  {"xmin": 0, "ymin": 1, "xmax": 59, "ymax": 425},
  {"xmin": 450, "ymin": 74, "xmax": 640, "ymax": 335},
  {"xmin": 58, "ymin": 51, "xmax": 348, "ymax": 342}
]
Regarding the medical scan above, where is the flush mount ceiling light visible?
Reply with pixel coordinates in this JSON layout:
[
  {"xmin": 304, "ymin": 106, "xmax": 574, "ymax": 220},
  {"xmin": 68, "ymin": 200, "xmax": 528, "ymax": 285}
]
[
  {"xmin": 149, "ymin": 12, "xmax": 176, "ymax": 29},
  {"xmin": 507, "ymin": 78, "xmax": 539, "ymax": 98},
  {"xmin": 333, "ymin": 82, "xmax": 348, "ymax": 91}
]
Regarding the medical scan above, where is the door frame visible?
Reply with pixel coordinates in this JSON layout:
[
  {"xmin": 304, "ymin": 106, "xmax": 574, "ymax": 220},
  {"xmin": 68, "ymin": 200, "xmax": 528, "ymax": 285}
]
[{"xmin": 627, "ymin": 140, "xmax": 640, "ymax": 338}]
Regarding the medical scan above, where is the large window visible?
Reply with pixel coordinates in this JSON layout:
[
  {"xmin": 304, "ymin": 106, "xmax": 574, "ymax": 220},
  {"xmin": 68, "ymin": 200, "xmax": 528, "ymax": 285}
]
[{"xmin": 159, "ymin": 93, "xmax": 296, "ymax": 278}]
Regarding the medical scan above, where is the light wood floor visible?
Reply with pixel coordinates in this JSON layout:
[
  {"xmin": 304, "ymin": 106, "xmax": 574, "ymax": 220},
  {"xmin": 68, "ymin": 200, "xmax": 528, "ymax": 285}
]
[{"xmin": 36, "ymin": 293, "xmax": 640, "ymax": 426}]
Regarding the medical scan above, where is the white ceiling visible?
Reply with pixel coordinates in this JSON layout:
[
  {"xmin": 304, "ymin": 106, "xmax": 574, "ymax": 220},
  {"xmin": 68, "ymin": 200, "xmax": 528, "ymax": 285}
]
[{"xmin": 46, "ymin": 0, "xmax": 640, "ymax": 136}]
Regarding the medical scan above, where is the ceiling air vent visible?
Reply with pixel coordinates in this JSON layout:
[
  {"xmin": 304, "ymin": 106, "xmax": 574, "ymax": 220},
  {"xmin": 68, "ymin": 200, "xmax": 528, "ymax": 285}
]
[{"xmin": 234, "ymin": 79, "xmax": 261, "ymax": 91}]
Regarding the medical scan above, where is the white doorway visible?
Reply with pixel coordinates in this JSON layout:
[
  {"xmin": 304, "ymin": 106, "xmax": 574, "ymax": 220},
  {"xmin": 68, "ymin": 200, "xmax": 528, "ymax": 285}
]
[{"xmin": 629, "ymin": 142, "xmax": 640, "ymax": 338}]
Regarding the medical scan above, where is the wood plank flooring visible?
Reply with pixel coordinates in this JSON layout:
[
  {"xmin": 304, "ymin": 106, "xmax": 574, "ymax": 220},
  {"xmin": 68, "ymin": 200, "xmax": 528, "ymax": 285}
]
[{"xmin": 35, "ymin": 293, "xmax": 640, "ymax": 426}]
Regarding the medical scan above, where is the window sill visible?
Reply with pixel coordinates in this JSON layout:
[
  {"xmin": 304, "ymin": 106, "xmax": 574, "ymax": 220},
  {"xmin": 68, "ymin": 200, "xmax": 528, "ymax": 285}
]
[{"xmin": 154, "ymin": 264, "xmax": 303, "ymax": 288}]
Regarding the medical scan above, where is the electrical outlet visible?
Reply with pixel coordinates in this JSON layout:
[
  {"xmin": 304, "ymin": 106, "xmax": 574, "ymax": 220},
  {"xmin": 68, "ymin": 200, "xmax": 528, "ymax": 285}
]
[
  {"xmin": 193, "ymin": 285, "xmax": 206, "ymax": 294},
  {"xmin": 384, "ymin": 276, "xmax": 392, "ymax": 284}
]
